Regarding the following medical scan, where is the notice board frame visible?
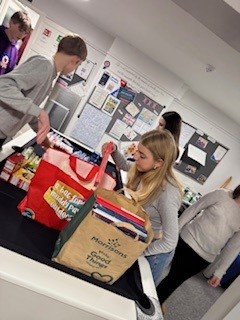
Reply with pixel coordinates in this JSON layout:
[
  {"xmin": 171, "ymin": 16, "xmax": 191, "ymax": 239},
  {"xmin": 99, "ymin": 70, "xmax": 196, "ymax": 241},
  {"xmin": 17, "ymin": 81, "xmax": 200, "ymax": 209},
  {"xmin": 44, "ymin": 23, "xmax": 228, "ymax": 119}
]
[{"xmin": 174, "ymin": 121, "xmax": 229, "ymax": 184}]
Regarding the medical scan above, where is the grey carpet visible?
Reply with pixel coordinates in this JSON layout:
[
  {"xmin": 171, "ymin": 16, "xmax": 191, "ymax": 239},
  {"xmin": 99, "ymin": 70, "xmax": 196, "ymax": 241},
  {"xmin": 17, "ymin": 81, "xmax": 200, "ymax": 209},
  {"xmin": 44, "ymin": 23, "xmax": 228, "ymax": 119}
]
[{"xmin": 163, "ymin": 273, "xmax": 224, "ymax": 320}]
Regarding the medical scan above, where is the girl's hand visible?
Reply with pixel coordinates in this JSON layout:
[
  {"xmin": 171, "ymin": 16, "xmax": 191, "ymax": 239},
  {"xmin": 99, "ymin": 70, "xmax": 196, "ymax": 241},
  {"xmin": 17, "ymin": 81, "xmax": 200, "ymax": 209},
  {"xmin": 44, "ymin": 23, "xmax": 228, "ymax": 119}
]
[
  {"xmin": 102, "ymin": 142, "xmax": 116, "ymax": 155},
  {"xmin": 208, "ymin": 275, "xmax": 221, "ymax": 287}
]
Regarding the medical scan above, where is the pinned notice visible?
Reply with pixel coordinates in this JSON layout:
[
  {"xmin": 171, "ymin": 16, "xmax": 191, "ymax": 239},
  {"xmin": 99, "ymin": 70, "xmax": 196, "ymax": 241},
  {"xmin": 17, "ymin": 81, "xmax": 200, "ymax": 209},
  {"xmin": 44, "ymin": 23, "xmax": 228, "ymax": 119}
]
[
  {"xmin": 187, "ymin": 144, "xmax": 207, "ymax": 166},
  {"xmin": 211, "ymin": 146, "xmax": 227, "ymax": 163}
]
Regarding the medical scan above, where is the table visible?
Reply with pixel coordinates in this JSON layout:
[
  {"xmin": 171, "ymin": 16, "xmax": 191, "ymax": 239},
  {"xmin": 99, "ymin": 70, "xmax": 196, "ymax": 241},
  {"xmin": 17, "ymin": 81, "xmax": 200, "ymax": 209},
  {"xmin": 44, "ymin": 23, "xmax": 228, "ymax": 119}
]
[{"xmin": 0, "ymin": 130, "xmax": 162, "ymax": 320}]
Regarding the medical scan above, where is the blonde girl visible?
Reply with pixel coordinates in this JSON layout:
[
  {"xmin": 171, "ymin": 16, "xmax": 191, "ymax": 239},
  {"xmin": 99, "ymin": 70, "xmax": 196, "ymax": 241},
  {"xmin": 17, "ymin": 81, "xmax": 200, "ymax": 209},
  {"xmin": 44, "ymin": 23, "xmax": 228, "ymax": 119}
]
[{"xmin": 102, "ymin": 129, "xmax": 182, "ymax": 285}]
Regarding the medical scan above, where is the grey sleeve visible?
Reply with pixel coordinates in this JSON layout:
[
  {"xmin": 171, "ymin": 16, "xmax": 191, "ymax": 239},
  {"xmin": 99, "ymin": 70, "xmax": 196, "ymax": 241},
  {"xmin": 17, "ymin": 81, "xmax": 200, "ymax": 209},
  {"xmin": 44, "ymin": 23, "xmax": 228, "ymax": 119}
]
[
  {"xmin": 203, "ymin": 232, "xmax": 240, "ymax": 280},
  {"xmin": 28, "ymin": 116, "xmax": 39, "ymax": 133},
  {"xmin": 144, "ymin": 187, "xmax": 181, "ymax": 255},
  {"xmin": 111, "ymin": 149, "xmax": 133, "ymax": 172},
  {"xmin": 0, "ymin": 56, "xmax": 50, "ymax": 117},
  {"xmin": 179, "ymin": 189, "xmax": 221, "ymax": 230}
]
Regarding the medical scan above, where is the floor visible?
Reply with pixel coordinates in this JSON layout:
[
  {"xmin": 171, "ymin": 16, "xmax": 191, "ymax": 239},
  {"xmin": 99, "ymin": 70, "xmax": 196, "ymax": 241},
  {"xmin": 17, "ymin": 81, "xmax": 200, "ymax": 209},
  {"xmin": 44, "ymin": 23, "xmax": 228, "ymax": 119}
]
[{"xmin": 163, "ymin": 272, "xmax": 224, "ymax": 320}]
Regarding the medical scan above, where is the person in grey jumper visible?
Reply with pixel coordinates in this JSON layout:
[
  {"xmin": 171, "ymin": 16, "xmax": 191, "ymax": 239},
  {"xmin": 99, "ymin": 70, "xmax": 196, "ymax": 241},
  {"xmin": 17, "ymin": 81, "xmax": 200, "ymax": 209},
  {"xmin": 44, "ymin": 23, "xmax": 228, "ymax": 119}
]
[
  {"xmin": 0, "ymin": 34, "xmax": 87, "ymax": 149},
  {"xmin": 102, "ymin": 130, "xmax": 182, "ymax": 286},
  {"xmin": 157, "ymin": 184, "xmax": 240, "ymax": 303}
]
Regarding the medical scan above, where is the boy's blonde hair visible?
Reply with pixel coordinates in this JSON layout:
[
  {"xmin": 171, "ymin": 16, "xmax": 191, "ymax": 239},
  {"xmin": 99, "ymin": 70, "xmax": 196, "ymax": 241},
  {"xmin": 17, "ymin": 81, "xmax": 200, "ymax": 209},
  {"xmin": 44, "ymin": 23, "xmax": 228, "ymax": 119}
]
[
  {"xmin": 57, "ymin": 34, "xmax": 88, "ymax": 61},
  {"xmin": 126, "ymin": 129, "xmax": 182, "ymax": 206}
]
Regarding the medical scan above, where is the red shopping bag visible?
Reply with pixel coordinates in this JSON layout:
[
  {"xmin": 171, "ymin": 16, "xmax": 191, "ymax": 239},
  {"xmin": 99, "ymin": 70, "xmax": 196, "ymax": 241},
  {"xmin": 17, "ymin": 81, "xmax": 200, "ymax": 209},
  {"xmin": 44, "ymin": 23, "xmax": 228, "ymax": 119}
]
[{"xmin": 18, "ymin": 143, "xmax": 116, "ymax": 230}]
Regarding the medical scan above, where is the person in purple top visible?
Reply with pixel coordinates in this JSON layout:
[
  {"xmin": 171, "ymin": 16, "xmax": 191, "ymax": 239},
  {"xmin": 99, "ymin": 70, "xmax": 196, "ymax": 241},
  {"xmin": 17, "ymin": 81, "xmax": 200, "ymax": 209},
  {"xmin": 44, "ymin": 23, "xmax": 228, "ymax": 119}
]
[{"xmin": 0, "ymin": 11, "xmax": 31, "ymax": 75}]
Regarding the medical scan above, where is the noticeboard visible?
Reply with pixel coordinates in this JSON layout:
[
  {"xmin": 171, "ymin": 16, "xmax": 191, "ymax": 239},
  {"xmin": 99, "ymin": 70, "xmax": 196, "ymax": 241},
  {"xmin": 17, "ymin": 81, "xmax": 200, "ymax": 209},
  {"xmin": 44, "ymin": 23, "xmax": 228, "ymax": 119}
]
[
  {"xmin": 71, "ymin": 69, "xmax": 165, "ymax": 150},
  {"xmin": 175, "ymin": 122, "xmax": 229, "ymax": 184}
]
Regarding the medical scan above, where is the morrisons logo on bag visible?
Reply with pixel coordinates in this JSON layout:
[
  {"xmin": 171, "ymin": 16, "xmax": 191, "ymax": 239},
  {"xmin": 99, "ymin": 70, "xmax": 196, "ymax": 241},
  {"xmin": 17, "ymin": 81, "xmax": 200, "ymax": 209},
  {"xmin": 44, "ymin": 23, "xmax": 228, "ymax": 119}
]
[{"xmin": 91, "ymin": 236, "xmax": 127, "ymax": 258}]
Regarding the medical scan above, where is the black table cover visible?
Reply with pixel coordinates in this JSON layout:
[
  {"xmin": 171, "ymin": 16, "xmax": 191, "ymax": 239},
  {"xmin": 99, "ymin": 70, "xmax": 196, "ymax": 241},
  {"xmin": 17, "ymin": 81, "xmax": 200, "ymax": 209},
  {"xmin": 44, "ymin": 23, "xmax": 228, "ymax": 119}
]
[{"xmin": 0, "ymin": 179, "xmax": 148, "ymax": 303}]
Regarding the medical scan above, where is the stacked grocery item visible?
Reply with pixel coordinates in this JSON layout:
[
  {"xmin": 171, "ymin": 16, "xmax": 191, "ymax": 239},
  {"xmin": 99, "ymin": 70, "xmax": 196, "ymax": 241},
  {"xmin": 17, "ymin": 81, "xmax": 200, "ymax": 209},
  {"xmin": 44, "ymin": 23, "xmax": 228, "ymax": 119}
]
[{"xmin": 0, "ymin": 146, "xmax": 41, "ymax": 191}]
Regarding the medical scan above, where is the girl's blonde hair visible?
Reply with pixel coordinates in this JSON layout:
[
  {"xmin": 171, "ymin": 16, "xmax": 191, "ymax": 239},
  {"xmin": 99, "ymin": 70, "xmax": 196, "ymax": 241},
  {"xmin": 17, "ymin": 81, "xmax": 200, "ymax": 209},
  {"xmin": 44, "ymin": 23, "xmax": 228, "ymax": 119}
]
[{"xmin": 126, "ymin": 129, "xmax": 182, "ymax": 206}]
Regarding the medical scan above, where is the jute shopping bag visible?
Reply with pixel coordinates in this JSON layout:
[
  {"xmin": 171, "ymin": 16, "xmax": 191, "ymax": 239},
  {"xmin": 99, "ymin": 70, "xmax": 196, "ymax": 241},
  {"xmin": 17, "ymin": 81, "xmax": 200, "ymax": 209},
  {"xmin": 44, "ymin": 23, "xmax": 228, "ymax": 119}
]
[
  {"xmin": 52, "ymin": 188, "xmax": 154, "ymax": 284},
  {"xmin": 18, "ymin": 145, "xmax": 116, "ymax": 230}
]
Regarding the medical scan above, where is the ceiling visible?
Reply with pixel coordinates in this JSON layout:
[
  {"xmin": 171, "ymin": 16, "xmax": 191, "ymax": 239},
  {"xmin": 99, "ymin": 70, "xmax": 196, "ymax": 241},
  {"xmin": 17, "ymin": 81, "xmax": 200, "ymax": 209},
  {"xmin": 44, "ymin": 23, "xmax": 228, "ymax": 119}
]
[{"xmin": 58, "ymin": 0, "xmax": 240, "ymax": 126}]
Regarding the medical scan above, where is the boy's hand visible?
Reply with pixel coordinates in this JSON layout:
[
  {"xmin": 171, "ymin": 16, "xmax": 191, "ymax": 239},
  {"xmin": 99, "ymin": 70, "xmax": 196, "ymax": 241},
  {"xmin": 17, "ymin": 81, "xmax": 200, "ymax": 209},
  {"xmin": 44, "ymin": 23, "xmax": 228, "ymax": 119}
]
[
  {"xmin": 36, "ymin": 110, "xmax": 50, "ymax": 144},
  {"xmin": 208, "ymin": 275, "xmax": 221, "ymax": 287},
  {"xmin": 41, "ymin": 136, "xmax": 53, "ymax": 149}
]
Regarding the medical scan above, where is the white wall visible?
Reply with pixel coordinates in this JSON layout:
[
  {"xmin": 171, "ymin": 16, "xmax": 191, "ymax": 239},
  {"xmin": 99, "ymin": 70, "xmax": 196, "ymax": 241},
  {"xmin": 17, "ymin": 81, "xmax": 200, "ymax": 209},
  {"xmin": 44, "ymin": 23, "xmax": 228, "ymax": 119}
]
[
  {"xmin": 20, "ymin": 0, "xmax": 240, "ymax": 194},
  {"xmin": 21, "ymin": 0, "xmax": 113, "ymax": 54},
  {"xmin": 108, "ymin": 37, "xmax": 186, "ymax": 100}
]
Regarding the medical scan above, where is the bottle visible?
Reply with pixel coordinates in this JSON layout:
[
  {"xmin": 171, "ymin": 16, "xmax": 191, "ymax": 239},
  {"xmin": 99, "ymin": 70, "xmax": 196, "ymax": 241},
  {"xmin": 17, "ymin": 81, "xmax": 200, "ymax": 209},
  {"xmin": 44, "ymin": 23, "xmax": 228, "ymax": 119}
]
[
  {"xmin": 25, "ymin": 155, "xmax": 40, "ymax": 172},
  {"xmin": 190, "ymin": 193, "xmax": 197, "ymax": 204},
  {"xmin": 22, "ymin": 146, "xmax": 34, "ymax": 160},
  {"xmin": 184, "ymin": 191, "xmax": 192, "ymax": 203}
]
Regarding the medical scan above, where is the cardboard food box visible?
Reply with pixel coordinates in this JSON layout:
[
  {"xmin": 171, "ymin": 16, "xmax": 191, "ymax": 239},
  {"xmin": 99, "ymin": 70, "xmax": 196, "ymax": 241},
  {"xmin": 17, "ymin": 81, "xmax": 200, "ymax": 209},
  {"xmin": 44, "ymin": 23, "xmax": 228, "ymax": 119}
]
[
  {"xmin": 9, "ymin": 168, "xmax": 34, "ymax": 191},
  {"xmin": 0, "ymin": 153, "xmax": 25, "ymax": 182}
]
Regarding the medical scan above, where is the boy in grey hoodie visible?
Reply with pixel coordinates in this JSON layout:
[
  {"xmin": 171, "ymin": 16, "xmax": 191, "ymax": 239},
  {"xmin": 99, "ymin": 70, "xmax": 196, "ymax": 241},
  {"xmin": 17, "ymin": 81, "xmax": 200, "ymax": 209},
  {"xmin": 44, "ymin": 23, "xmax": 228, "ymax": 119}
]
[{"xmin": 0, "ymin": 34, "xmax": 87, "ymax": 149}]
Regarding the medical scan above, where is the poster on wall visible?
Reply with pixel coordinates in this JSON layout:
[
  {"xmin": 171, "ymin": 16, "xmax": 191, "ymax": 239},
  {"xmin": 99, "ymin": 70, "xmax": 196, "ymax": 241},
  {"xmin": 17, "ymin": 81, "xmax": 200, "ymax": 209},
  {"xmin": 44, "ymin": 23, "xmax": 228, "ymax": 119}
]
[
  {"xmin": 102, "ymin": 95, "xmax": 120, "ymax": 116},
  {"xmin": 71, "ymin": 103, "xmax": 111, "ymax": 150},
  {"xmin": 105, "ymin": 89, "xmax": 164, "ymax": 142},
  {"xmin": 37, "ymin": 26, "xmax": 63, "ymax": 53},
  {"xmin": 210, "ymin": 145, "xmax": 228, "ymax": 163},
  {"xmin": 59, "ymin": 59, "xmax": 96, "ymax": 87},
  {"xmin": 119, "ymin": 141, "xmax": 139, "ymax": 160},
  {"xmin": 88, "ymin": 86, "xmax": 109, "ymax": 108},
  {"xmin": 179, "ymin": 122, "xmax": 196, "ymax": 149}
]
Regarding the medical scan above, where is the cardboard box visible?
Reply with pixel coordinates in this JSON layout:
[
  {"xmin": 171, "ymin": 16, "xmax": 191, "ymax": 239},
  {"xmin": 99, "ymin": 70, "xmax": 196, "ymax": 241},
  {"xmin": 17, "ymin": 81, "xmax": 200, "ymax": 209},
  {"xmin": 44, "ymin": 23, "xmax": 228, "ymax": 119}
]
[
  {"xmin": 5, "ymin": 153, "xmax": 25, "ymax": 171},
  {"xmin": 9, "ymin": 168, "xmax": 34, "ymax": 191}
]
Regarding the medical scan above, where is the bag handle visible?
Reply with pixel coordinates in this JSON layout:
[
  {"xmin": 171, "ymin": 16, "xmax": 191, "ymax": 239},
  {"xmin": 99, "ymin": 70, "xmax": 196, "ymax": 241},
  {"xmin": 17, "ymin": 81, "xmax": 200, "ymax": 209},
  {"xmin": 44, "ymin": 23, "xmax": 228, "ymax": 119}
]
[
  {"xmin": 94, "ymin": 142, "xmax": 114, "ymax": 187},
  {"xmin": 69, "ymin": 156, "xmax": 99, "ymax": 182},
  {"xmin": 69, "ymin": 142, "xmax": 113, "ymax": 183},
  {"xmin": 112, "ymin": 221, "xmax": 139, "ymax": 241},
  {"xmin": 116, "ymin": 187, "xmax": 139, "ymax": 205}
]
